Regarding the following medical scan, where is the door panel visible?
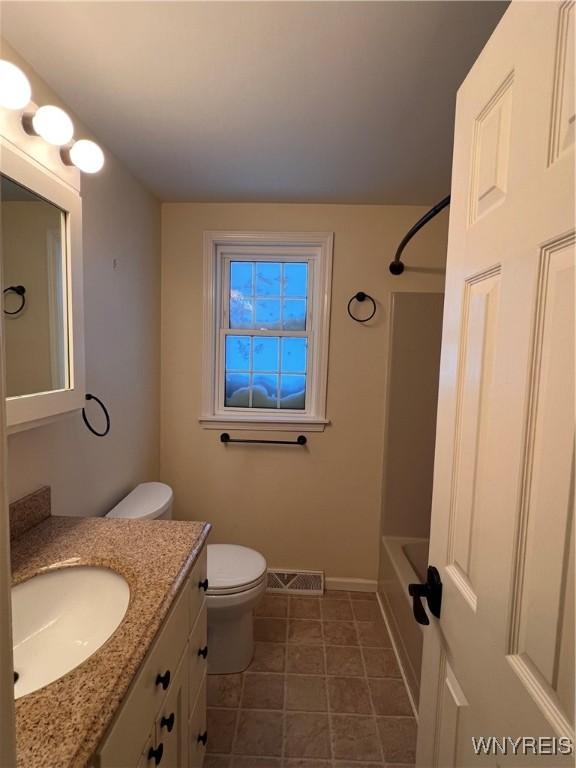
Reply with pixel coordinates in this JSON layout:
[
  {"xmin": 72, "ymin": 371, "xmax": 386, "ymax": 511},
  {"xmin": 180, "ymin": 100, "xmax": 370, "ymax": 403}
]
[{"xmin": 418, "ymin": 2, "xmax": 575, "ymax": 766}]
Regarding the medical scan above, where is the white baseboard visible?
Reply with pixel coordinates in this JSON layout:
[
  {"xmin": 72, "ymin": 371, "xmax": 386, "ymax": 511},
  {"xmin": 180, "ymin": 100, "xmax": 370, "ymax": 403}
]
[
  {"xmin": 376, "ymin": 591, "xmax": 419, "ymax": 721},
  {"xmin": 325, "ymin": 577, "xmax": 377, "ymax": 593}
]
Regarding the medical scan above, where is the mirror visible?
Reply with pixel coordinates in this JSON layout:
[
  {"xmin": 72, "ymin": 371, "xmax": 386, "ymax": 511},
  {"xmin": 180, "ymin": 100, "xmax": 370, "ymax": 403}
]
[{"xmin": 1, "ymin": 174, "xmax": 69, "ymax": 399}]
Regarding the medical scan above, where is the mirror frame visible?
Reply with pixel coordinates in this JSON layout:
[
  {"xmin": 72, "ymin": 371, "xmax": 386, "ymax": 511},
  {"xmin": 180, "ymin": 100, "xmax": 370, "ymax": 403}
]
[{"xmin": 1, "ymin": 140, "xmax": 85, "ymax": 432}]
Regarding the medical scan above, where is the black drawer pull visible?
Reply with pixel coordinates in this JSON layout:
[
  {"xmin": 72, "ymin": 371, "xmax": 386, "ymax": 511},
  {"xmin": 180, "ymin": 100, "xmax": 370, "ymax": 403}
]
[
  {"xmin": 160, "ymin": 712, "xmax": 175, "ymax": 733},
  {"xmin": 198, "ymin": 578, "xmax": 209, "ymax": 592},
  {"xmin": 155, "ymin": 670, "xmax": 171, "ymax": 690},
  {"xmin": 197, "ymin": 646, "xmax": 208, "ymax": 659},
  {"xmin": 197, "ymin": 731, "xmax": 208, "ymax": 747},
  {"xmin": 148, "ymin": 743, "xmax": 163, "ymax": 765}
]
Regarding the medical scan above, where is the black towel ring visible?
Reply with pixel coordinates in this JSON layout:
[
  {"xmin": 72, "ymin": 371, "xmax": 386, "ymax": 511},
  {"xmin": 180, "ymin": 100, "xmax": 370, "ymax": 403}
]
[
  {"xmin": 82, "ymin": 393, "xmax": 111, "ymax": 437},
  {"xmin": 3, "ymin": 285, "xmax": 26, "ymax": 316},
  {"xmin": 347, "ymin": 291, "xmax": 377, "ymax": 323}
]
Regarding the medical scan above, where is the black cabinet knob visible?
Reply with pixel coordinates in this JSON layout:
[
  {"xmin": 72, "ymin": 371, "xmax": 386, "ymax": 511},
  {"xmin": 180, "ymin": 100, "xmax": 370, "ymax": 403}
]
[
  {"xmin": 197, "ymin": 646, "xmax": 208, "ymax": 659},
  {"xmin": 148, "ymin": 743, "xmax": 164, "ymax": 766},
  {"xmin": 198, "ymin": 578, "xmax": 209, "ymax": 592},
  {"xmin": 197, "ymin": 731, "xmax": 208, "ymax": 747},
  {"xmin": 160, "ymin": 712, "xmax": 175, "ymax": 733},
  {"xmin": 155, "ymin": 670, "xmax": 171, "ymax": 690}
]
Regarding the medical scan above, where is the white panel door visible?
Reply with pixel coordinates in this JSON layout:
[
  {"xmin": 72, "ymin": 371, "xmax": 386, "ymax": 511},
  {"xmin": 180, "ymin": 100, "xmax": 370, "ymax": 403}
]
[{"xmin": 417, "ymin": 2, "xmax": 575, "ymax": 766}]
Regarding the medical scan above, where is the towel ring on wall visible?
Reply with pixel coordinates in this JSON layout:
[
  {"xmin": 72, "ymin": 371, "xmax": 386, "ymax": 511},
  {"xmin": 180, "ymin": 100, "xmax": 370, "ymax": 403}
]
[
  {"xmin": 82, "ymin": 393, "xmax": 111, "ymax": 437},
  {"xmin": 3, "ymin": 285, "xmax": 26, "ymax": 316},
  {"xmin": 347, "ymin": 291, "xmax": 376, "ymax": 323}
]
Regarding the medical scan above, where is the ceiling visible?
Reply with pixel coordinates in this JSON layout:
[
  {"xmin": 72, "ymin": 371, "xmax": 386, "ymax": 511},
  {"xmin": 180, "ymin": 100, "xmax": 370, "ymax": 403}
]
[{"xmin": 1, "ymin": 1, "xmax": 508, "ymax": 204}]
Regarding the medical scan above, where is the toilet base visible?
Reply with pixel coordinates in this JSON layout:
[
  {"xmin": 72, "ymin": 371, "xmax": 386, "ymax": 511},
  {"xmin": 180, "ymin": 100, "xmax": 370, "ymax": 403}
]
[{"xmin": 206, "ymin": 579, "xmax": 266, "ymax": 674}]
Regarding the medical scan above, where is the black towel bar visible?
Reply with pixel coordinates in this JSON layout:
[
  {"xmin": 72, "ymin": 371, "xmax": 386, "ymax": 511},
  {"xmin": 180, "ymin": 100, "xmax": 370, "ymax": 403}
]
[{"xmin": 220, "ymin": 433, "xmax": 307, "ymax": 446}]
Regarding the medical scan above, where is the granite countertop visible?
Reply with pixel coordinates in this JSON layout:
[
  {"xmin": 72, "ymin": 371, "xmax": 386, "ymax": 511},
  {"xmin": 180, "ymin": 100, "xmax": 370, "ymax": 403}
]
[{"xmin": 11, "ymin": 515, "xmax": 211, "ymax": 768}]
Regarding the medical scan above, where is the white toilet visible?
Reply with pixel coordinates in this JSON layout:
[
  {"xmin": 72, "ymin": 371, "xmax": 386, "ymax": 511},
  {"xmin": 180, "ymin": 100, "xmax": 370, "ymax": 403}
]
[
  {"xmin": 206, "ymin": 544, "xmax": 267, "ymax": 675},
  {"xmin": 106, "ymin": 482, "xmax": 173, "ymax": 520}
]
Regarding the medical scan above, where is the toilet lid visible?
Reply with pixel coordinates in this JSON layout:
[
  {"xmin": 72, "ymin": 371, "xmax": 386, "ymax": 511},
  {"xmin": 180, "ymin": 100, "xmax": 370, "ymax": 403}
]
[
  {"xmin": 207, "ymin": 544, "xmax": 267, "ymax": 593},
  {"xmin": 107, "ymin": 482, "xmax": 173, "ymax": 520}
]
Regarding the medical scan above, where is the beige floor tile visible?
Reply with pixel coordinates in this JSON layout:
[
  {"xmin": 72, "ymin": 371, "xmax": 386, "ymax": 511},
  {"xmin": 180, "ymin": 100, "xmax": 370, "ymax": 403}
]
[
  {"xmin": 204, "ymin": 756, "xmax": 232, "ymax": 768},
  {"xmin": 285, "ymin": 761, "xmax": 332, "ymax": 767},
  {"xmin": 377, "ymin": 717, "xmax": 417, "ymax": 764},
  {"xmin": 356, "ymin": 621, "xmax": 392, "ymax": 648},
  {"xmin": 323, "ymin": 590, "xmax": 351, "ymax": 600},
  {"xmin": 362, "ymin": 648, "xmax": 401, "ymax": 678},
  {"xmin": 288, "ymin": 619, "xmax": 323, "ymax": 644},
  {"xmin": 322, "ymin": 621, "xmax": 358, "ymax": 645},
  {"xmin": 331, "ymin": 714, "xmax": 382, "ymax": 761},
  {"xmin": 351, "ymin": 601, "xmax": 382, "ymax": 621},
  {"xmin": 286, "ymin": 644, "xmax": 325, "ymax": 675},
  {"xmin": 286, "ymin": 675, "xmax": 328, "ymax": 711},
  {"xmin": 241, "ymin": 673, "xmax": 285, "ymax": 710},
  {"xmin": 284, "ymin": 713, "xmax": 331, "ymax": 758},
  {"xmin": 290, "ymin": 597, "xmax": 321, "ymax": 619},
  {"xmin": 334, "ymin": 763, "xmax": 384, "ymax": 768},
  {"xmin": 232, "ymin": 758, "xmax": 282, "ymax": 767},
  {"xmin": 254, "ymin": 617, "xmax": 288, "ymax": 643},
  {"xmin": 208, "ymin": 674, "xmax": 243, "ymax": 708},
  {"xmin": 207, "ymin": 708, "xmax": 237, "ymax": 753},
  {"xmin": 255, "ymin": 595, "xmax": 289, "ymax": 618},
  {"xmin": 234, "ymin": 710, "xmax": 284, "ymax": 756},
  {"xmin": 369, "ymin": 678, "xmax": 412, "ymax": 716},
  {"xmin": 327, "ymin": 676, "xmax": 372, "ymax": 714},
  {"xmin": 325, "ymin": 645, "xmax": 364, "ymax": 676},
  {"xmin": 349, "ymin": 591, "xmax": 377, "ymax": 601},
  {"xmin": 321, "ymin": 600, "xmax": 353, "ymax": 621},
  {"xmin": 249, "ymin": 642, "xmax": 286, "ymax": 673}
]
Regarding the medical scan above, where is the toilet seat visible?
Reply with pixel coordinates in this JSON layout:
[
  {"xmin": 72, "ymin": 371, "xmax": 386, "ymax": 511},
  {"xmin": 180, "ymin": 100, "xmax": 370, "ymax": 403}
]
[{"xmin": 207, "ymin": 544, "xmax": 267, "ymax": 596}]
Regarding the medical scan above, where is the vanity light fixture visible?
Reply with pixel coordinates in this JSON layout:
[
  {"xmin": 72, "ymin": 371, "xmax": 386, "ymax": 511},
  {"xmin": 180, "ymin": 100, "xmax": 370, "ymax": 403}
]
[
  {"xmin": 25, "ymin": 105, "xmax": 74, "ymax": 146},
  {"xmin": 66, "ymin": 139, "xmax": 105, "ymax": 174},
  {"xmin": 0, "ymin": 60, "xmax": 31, "ymax": 110}
]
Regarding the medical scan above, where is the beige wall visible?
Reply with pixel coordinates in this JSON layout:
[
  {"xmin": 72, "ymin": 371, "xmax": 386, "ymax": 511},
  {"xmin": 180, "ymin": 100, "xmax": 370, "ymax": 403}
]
[
  {"xmin": 2, "ymin": 40, "xmax": 161, "ymax": 516},
  {"xmin": 161, "ymin": 203, "xmax": 447, "ymax": 581}
]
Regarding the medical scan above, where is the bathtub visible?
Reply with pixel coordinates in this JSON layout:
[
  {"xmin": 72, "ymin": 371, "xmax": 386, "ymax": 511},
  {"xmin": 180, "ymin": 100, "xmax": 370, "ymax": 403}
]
[{"xmin": 378, "ymin": 535, "xmax": 429, "ymax": 708}]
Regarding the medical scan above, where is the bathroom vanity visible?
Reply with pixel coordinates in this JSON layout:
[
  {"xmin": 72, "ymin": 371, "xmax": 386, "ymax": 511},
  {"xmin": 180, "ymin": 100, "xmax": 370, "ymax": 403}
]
[{"xmin": 10, "ymin": 505, "xmax": 210, "ymax": 768}]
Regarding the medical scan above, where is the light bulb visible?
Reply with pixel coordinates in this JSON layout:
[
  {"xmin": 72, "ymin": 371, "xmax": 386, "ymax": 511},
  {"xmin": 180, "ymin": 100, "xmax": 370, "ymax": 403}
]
[
  {"xmin": 0, "ymin": 60, "xmax": 31, "ymax": 110},
  {"xmin": 31, "ymin": 105, "xmax": 74, "ymax": 146},
  {"xmin": 69, "ymin": 140, "xmax": 104, "ymax": 173}
]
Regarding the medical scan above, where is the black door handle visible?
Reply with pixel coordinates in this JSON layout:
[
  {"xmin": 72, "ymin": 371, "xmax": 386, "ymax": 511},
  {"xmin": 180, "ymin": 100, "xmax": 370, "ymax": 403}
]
[
  {"xmin": 155, "ymin": 670, "xmax": 171, "ymax": 690},
  {"xmin": 198, "ymin": 578, "xmax": 209, "ymax": 592},
  {"xmin": 198, "ymin": 646, "xmax": 208, "ymax": 659},
  {"xmin": 197, "ymin": 730, "xmax": 208, "ymax": 746},
  {"xmin": 148, "ymin": 743, "xmax": 164, "ymax": 766},
  {"xmin": 408, "ymin": 566, "xmax": 442, "ymax": 626}
]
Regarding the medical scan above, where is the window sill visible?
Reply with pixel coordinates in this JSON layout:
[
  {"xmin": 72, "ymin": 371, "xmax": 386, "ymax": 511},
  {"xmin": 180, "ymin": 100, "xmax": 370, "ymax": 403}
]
[{"xmin": 198, "ymin": 416, "xmax": 329, "ymax": 432}]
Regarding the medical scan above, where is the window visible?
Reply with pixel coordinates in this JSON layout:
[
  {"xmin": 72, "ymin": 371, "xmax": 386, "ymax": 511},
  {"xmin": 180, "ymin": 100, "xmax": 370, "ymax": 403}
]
[{"xmin": 201, "ymin": 232, "xmax": 333, "ymax": 430}]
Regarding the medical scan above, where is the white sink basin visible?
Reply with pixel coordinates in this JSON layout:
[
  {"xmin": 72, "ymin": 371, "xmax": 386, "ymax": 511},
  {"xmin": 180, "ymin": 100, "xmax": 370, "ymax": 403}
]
[{"xmin": 12, "ymin": 566, "xmax": 130, "ymax": 699}]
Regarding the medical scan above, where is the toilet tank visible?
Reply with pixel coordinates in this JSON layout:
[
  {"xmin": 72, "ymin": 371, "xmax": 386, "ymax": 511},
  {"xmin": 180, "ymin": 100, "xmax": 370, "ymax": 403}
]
[{"xmin": 106, "ymin": 482, "xmax": 173, "ymax": 520}]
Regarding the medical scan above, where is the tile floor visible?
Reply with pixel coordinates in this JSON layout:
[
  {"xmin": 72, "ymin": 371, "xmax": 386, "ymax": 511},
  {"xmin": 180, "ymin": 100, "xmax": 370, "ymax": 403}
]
[{"xmin": 205, "ymin": 590, "xmax": 417, "ymax": 768}]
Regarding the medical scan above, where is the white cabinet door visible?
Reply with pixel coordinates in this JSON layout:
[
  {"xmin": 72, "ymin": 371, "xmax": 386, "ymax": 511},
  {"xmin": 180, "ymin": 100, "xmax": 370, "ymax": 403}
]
[
  {"xmin": 418, "ymin": 1, "xmax": 575, "ymax": 766},
  {"xmin": 156, "ymin": 653, "xmax": 189, "ymax": 768},
  {"xmin": 188, "ymin": 678, "xmax": 207, "ymax": 768}
]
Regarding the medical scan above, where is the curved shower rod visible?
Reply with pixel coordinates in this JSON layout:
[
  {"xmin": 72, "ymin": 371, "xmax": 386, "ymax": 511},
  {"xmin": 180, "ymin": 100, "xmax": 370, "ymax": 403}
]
[{"xmin": 389, "ymin": 195, "xmax": 451, "ymax": 275}]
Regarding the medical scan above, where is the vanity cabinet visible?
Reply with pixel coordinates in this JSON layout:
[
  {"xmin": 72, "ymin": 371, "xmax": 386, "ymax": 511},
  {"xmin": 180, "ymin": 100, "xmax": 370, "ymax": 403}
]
[{"xmin": 97, "ymin": 546, "xmax": 208, "ymax": 768}]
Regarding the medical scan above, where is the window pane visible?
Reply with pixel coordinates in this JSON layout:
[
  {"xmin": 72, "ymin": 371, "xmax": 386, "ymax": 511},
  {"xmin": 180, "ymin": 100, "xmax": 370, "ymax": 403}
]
[
  {"xmin": 226, "ymin": 336, "xmax": 251, "ymax": 371},
  {"xmin": 281, "ymin": 338, "xmax": 307, "ymax": 373},
  {"xmin": 253, "ymin": 337, "xmax": 279, "ymax": 372},
  {"xmin": 230, "ymin": 298, "xmax": 254, "ymax": 329},
  {"xmin": 256, "ymin": 262, "xmax": 281, "ymax": 297},
  {"xmin": 255, "ymin": 299, "xmax": 281, "ymax": 330},
  {"xmin": 253, "ymin": 374, "xmax": 278, "ymax": 408},
  {"xmin": 283, "ymin": 299, "xmax": 307, "ymax": 330},
  {"xmin": 230, "ymin": 261, "xmax": 253, "ymax": 296},
  {"xmin": 225, "ymin": 373, "xmax": 250, "ymax": 406},
  {"xmin": 280, "ymin": 375, "xmax": 306, "ymax": 409},
  {"xmin": 283, "ymin": 263, "xmax": 308, "ymax": 297}
]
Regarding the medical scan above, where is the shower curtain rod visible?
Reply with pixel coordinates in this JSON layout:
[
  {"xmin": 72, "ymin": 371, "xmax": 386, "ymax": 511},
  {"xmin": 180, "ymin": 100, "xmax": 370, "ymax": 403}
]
[{"xmin": 389, "ymin": 195, "xmax": 451, "ymax": 275}]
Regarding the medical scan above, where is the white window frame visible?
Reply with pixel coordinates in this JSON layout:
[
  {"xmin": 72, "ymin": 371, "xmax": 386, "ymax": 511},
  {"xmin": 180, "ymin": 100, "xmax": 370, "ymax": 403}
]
[{"xmin": 200, "ymin": 231, "xmax": 333, "ymax": 431}]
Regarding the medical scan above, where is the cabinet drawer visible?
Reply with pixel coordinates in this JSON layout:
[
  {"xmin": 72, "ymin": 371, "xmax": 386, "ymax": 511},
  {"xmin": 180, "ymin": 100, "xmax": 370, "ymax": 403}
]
[
  {"xmin": 189, "ymin": 607, "xmax": 207, "ymax": 697},
  {"xmin": 98, "ymin": 579, "xmax": 191, "ymax": 767},
  {"xmin": 190, "ymin": 547, "xmax": 207, "ymax": 630},
  {"xmin": 188, "ymin": 677, "xmax": 207, "ymax": 768}
]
